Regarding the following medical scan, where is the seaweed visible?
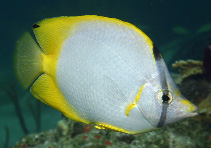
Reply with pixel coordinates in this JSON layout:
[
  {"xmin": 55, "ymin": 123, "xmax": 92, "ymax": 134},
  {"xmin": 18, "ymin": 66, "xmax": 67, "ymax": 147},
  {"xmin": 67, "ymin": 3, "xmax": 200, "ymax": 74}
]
[
  {"xmin": 3, "ymin": 83, "xmax": 28, "ymax": 134},
  {"xmin": 3, "ymin": 126, "xmax": 9, "ymax": 148},
  {"xmin": 27, "ymin": 100, "xmax": 41, "ymax": 132},
  {"xmin": 2, "ymin": 82, "xmax": 42, "ymax": 138}
]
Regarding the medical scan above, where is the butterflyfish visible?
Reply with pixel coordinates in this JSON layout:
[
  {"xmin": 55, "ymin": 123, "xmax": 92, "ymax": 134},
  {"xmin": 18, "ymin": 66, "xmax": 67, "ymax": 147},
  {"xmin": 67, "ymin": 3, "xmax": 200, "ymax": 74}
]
[{"xmin": 14, "ymin": 15, "xmax": 197, "ymax": 134}]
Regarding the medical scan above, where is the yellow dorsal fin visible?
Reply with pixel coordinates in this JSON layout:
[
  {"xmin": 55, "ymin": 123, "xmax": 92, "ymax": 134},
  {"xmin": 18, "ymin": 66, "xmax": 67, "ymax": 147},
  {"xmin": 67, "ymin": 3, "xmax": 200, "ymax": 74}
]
[
  {"xmin": 32, "ymin": 15, "xmax": 153, "ymax": 55},
  {"xmin": 32, "ymin": 16, "xmax": 75, "ymax": 55},
  {"xmin": 32, "ymin": 16, "xmax": 99, "ymax": 55}
]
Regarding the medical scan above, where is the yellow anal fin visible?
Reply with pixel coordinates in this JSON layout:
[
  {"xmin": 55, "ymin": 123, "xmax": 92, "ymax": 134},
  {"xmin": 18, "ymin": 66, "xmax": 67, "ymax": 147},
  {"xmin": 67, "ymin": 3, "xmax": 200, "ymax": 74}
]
[
  {"xmin": 95, "ymin": 123, "xmax": 135, "ymax": 134},
  {"xmin": 95, "ymin": 123, "xmax": 157, "ymax": 134},
  {"xmin": 126, "ymin": 84, "xmax": 146, "ymax": 116},
  {"xmin": 94, "ymin": 125, "xmax": 106, "ymax": 130},
  {"xmin": 30, "ymin": 74, "xmax": 89, "ymax": 124}
]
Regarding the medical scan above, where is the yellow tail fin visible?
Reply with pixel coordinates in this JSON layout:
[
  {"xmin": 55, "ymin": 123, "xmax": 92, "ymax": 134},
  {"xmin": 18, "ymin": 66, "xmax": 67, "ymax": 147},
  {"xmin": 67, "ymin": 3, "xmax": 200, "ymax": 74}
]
[{"xmin": 14, "ymin": 32, "xmax": 44, "ymax": 89}]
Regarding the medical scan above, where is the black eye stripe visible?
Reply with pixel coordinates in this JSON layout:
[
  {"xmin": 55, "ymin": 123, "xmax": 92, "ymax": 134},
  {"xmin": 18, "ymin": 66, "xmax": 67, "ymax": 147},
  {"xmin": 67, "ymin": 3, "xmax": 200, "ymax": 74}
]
[
  {"xmin": 157, "ymin": 103, "xmax": 169, "ymax": 127},
  {"xmin": 153, "ymin": 44, "xmax": 171, "ymax": 128},
  {"xmin": 157, "ymin": 91, "xmax": 172, "ymax": 128}
]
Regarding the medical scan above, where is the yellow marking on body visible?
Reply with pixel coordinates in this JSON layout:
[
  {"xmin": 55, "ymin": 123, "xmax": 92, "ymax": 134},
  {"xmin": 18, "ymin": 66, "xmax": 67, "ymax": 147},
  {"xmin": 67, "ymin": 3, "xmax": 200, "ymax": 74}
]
[
  {"xmin": 175, "ymin": 89, "xmax": 181, "ymax": 97},
  {"xmin": 126, "ymin": 84, "xmax": 146, "ymax": 116},
  {"xmin": 179, "ymin": 99, "xmax": 197, "ymax": 112},
  {"xmin": 31, "ymin": 74, "xmax": 90, "ymax": 124},
  {"xmin": 42, "ymin": 54, "xmax": 58, "ymax": 78},
  {"xmin": 126, "ymin": 103, "xmax": 136, "ymax": 116}
]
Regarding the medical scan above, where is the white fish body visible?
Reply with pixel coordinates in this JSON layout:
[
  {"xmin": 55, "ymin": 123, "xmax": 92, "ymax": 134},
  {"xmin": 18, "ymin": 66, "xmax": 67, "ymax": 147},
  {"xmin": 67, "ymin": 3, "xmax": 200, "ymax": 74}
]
[{"xmin": 14, "ymin": 15, "xmax": 197, "ymax": 134}]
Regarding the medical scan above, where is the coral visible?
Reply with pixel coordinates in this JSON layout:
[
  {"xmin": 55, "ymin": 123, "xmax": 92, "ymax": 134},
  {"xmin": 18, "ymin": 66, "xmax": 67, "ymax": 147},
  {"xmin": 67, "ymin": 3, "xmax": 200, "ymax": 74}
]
[
  {"xmin": 57, "ymin": 119, "xmax": 69, "ymax": 136},
  {"xmin": 172, "ymin": 59, "xmax": 204, "ymax": 84},
  {"xmin": 178, "ymin": 76, "xmax": 209, "ymax": 104}
]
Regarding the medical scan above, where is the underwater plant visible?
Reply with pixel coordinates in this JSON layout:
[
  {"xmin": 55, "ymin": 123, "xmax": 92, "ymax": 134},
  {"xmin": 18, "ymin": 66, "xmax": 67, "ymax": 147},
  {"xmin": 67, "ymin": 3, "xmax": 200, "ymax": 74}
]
[{"xmin": 3, "ymin": 83, "xmax": 28, "ymax": 134}]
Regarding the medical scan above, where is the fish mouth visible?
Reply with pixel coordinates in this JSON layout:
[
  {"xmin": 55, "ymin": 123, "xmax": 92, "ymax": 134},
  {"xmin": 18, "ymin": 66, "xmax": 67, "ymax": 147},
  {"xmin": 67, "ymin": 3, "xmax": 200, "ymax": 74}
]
[
  {"xmin": 178, "ymin": 99, "xmax": 198, "ymax": 117},
  {"xmin": 163, "ymin": 100, "xmax": 198, "ymax": 125},
  {"xmin": 180, "ymin": 110, "xmax": 198, "ymax": 118}
]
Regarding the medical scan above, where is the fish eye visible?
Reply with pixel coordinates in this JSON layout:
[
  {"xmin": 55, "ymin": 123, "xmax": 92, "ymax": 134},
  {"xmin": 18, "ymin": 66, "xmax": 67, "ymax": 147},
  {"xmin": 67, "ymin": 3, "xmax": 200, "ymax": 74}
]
[{"xmin": 157, "ymin": 90, "xmax": 173, "ymax": 104}]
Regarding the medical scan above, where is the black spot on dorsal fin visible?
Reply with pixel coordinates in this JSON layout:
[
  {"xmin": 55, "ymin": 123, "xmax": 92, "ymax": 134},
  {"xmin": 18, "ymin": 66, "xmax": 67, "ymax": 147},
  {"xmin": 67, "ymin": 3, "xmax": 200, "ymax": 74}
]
[{"xmin": 32, "ymin": 24, "xmax": 40, "ymax": 29}]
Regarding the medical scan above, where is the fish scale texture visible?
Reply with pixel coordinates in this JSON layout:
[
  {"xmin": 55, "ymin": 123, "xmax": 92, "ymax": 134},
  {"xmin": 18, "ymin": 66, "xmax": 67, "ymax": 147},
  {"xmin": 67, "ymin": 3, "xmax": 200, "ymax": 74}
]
[{"xmin": 56, "ymin": 20, "xmax": 156, "ymax": 132}]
